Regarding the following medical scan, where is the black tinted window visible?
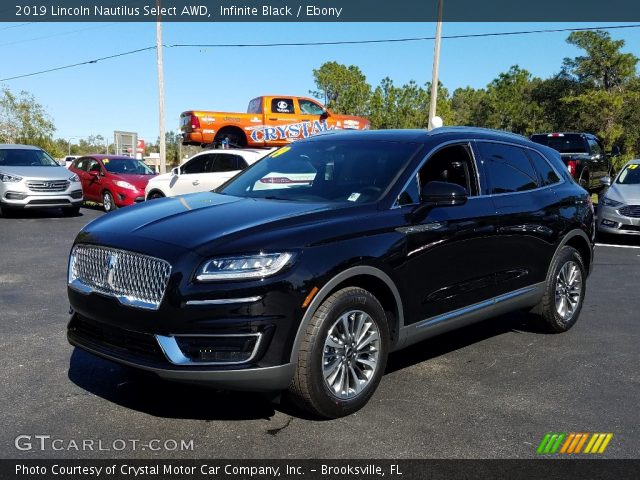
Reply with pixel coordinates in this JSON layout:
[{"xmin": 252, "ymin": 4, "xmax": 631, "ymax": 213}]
[
  {"xmin": 527, "ymin": 150, "xmax": 560, "ymax": 186},
  {"xmin": 212, "ymin": 155, "xmax": 240, "ymax": 172},
  {"xmin": 479, "ymin": 142, "xmax": 538, "ymax": 194},
  {"xmin": 182, "ymin": 154, "xmax": 214, "ymax": 174},
  {"xmin": 588, "ymin": 139, "xmax": 603, "ymax": 156},
  {"xmin": 271, "ymin": 98, "xmax": 294, "ymax": 114},
  {"xmin": 0, "ymin": 148, "xmax": 58, "ymax": 167},
  {"xmin": 530, "ymin": 134, "xmax": 587, "ymax": 154}
]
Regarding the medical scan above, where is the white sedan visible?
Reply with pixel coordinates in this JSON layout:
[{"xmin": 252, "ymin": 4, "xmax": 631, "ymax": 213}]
[{"xmin": 145, "ymin": 148, "xmax": 272, "ymax": 200}]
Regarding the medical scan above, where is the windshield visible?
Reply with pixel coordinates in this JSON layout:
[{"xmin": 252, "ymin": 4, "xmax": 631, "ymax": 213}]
[
  {"xmin": 530, "ymin": 135, "xmax": 587, "ymax": 154},
  {"xmin": 0, "ymin": 148, "xmax": 58, "ymax": 167},
  {"xmin": 219, "ymin": 140, "xmax": 419, "ymax": 204},
  {"xmin": 616, "ymin": 164, "xmax": 640, "ymax": 185},
  {"xmin": 103, "ymin": 158, "xmax": 154, "ymax": 174}
]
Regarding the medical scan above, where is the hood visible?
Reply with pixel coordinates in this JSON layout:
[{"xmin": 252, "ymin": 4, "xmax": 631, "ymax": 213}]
[
  {"xmin": 146, "ymin": 172, "xmax": 172, "ymax": 186},
  {"xmin": 605, "ymin": 183, "xmax": 640, "ymax": 204},
  {"xmin": 83, "ymin": 192, "xmax": 334, "ymax": 251},
  {"xmin": 0, "ymin": 165, "xmax": 73, "ymax": 180},
  {"xmin": 112, "ymin": 173, "xmax": 156, "ymax": 189}
]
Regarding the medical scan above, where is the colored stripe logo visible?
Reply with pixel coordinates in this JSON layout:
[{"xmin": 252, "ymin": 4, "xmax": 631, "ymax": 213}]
[{"xmin": 537, "ymin": 433, "xmax": 613, "ymax": 455}]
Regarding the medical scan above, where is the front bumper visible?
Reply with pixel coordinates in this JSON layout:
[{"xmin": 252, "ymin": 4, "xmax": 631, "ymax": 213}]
[
  {"xmin": 113, "ymin": 187, "xmax": 146, "ymax": 207},
  {"xmin": 597, "ymin": 205, "xmax": 640, "ymax": 235},
  {"xmin": 67, "ymin": 311, "xmax": 295, "ymax": 391},
  {"xmin": 1, "ymin": 187, "xmax": 83, "ymax": 209}
]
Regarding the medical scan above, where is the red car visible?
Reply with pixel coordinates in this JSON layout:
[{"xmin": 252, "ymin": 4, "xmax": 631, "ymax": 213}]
[{"xmin": 69, "ymin": 155, "xmax": 156, "ymax": 212}]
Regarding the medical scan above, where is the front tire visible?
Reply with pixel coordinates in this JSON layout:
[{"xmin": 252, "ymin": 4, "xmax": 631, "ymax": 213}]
[
  {"xmin": 147, "ymin": 191, "xmax": 165, "ymax": 200},
  {"xmin": 288, "ymin": 287, "xmax": 390, "ymax": 418},
  {"xmin": 535, "ymin": 246, "xmax": 586, "ymax": 333},
  {"xmin": 102, "ymin": 191, "xmax": 116, "ymax": 212}
]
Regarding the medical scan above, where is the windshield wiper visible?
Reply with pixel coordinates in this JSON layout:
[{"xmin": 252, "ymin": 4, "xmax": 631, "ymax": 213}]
[{"xmin": 263, "ymin": 196, "xmax": 295, "ymax": 201}]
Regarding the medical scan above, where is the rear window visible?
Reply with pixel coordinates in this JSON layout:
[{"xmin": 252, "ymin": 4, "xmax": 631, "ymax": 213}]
[{"xmin": 530, "ymin": 134, "xmax": 587, "ymax": 154}]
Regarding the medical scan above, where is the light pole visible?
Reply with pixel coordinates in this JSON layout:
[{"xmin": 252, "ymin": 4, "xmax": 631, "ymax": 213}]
[
  {"xmin": 67, "ymin": 136, "xmax": 83, "ymax": 155},
  {"xmin": 428, "ymin": 0, "xmax": 444, "ymax": 130},
  {"xmin": 156, "ymin": 0, "xmax": 167, "ymax": 174}
]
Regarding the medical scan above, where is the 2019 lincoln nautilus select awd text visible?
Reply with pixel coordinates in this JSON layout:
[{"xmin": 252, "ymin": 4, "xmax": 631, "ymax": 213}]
[{"xmin": 67, "ymin": 128, "xmax": 594, "ymax": 418}]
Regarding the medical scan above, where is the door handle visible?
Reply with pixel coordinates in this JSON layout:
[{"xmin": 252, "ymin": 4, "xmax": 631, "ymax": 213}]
[{"xmin": 192, "ymin": 180, "xmax": 200, "ymax": 186}]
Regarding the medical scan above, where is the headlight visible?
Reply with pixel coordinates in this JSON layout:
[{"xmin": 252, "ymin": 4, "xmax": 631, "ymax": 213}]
[
  {"xmin": 0, "ymin": 172, "xmax": 22, "ymax": 183},
  {"xmin": 68, "ymin": 174, "xmax": 80, "ymax": 183},
  {"xmin": 601, "ymin": 197, "xmax": 623, "ymax": 208},
  {"xmin": 196, "ymin": 252, "xmax": 294, "ymax": 281},
  {"xmin": 115, "ymin": 180, "xmax": 136, "ymax": 190}
]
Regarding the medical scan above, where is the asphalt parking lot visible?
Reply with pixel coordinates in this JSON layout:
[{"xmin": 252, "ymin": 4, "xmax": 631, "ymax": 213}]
[{"xmin": 1, "ymin": 207, "xmax": 639, "ymax": 459}]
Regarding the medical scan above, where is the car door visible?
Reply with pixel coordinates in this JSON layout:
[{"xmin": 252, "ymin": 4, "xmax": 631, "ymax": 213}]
[
  {"xmin": 475, "ymin": 141, "xmax": 561, "ymax": 296},
  {"xmin": 297, "ymin": 98, "xmax": 331, "ymax": 135},
  {"xmin": 70, "ymin": 158, "xmax": 90, "ymax": 198},
  {"xmin": 399, "ymin": 142, "xmax": 502, "ymax": 323},
  {"xmin": 84, "ymin": 158, "xmax": 104, "ymax": 202},
  {"xmin": 199, "ymin": 153, "xmax": 245, "ymax": 190},
  {"xmin": 169, "ymin": 153, "xmax": 215, "ymax": 196},
  {"xmin": 266, "ymin": 97, "xmax": 299, "ymax": 145}
]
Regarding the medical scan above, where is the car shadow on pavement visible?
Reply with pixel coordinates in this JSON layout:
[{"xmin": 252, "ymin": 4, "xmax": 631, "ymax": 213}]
[
  {"xmin": 385, "ymin": 310, "xmax": 547, "ymax": 375},
  {"xmin": 0, "ymin": 208, "xmax": 84, "ymax": 219},
  {"xmin": 67, "ymin": 349, "xmax": 278, "ymax": 421}
]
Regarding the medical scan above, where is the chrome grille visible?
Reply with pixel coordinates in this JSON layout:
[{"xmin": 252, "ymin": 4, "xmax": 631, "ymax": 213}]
[
  {"xmin": 68, "ymin": 245, "xmax": 172, "ymax": 310},
  {"xmin": 27, "ymin": 180, "xmax": 70, "ymax": 192},
  {"xmin": 618, "ymin": 205, "xmax": 640, "ymax": 218}
]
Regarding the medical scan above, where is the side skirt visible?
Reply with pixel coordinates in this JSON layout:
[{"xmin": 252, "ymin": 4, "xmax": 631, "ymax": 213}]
[{"xmin": 393, "ymin": 283, "xmax": 544, "ymax": 351}]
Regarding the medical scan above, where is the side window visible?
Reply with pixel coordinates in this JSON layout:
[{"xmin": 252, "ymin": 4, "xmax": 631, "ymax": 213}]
[
  {"xmin": 588, "ymin": 139, "xmax": 603, "ymax": 157},
  {"xmin": 271, "ymin": 98, "xmax": 295, "ymax": 114},
  {"xmin": 236, "ymin": 156, "xmax": 249, "ymax": 170},
  {"xmin": 87, "ymin": 159, "xmax": 101, "ymax": 173},
  {"xmin": 74, "ymin": 158, "xmax": 88, "ymax": 171},
  {"xmin": 182, "ymin": 154, "xmax": 213, "ymax": 174},
  {"xmin": 212, "ymin": 154, "xmax": 240, "ymax": 172},
  {"xmin": 478, "ymin": 142, "xmax": 538, "ymax": 195},
  {"xmin": 299, "ymin": 99, "xmax": 325, "ymax": 115},
  {"xmin": 527, "ymin": 150, "xmax": 561, "ymax": 186},
  {"xmin": 396, "ymin": 143, "xmax": 478, "ymax": 206},
  {"xmin": 247, "ymin": 97, "xmax": 263, "ymax": 114}
]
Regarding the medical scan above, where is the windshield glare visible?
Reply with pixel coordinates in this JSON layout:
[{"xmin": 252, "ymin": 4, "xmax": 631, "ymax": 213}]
[
  {"xmin": 103, "ymin": 158, "xmax": 154, "ymax": 174},
  {"xmin": 0, "ymin": 148, "xmax": 59, "ymax": 167},
  {"xmin": 219, "ymin": 140, "xmax": 419, "ymax": 204},
  {"xmin": 616, "ymin": 164, "xmax": 640, "ymax": 185}
]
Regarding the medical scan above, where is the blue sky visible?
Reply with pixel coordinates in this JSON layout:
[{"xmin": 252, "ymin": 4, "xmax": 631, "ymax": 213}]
[{"xmin": 1, "ymin": 21, "xmax": 639, "ymax": 143}]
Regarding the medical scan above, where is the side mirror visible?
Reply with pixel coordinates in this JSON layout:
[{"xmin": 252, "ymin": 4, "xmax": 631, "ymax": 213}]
[
  {"xmin": 609, "ymin": 146, "xmax": 621, "ymax": 157},
  {"xmin": 88, "ymin": 170, "xmax": 99, "ymax": 177},
  {"xmin": 321, "ymin": 108, "xmax": 330, "ymax": 118},
  {"xmin": 420, "ymin": 181, "xmax": 468, "ymax": 207},
  {"xmin": 171, "ymin": 167, "xmax": 180, "ymax": 176},
  {"xmin": 600, "ymin": 176, "xmax": 612, "ymax": 187}
]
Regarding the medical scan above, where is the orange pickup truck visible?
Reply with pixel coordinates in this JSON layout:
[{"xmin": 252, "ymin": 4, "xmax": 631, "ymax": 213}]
[{"xmin": 180, "ymin": 95, "xmax": 370, "ymax": 147}]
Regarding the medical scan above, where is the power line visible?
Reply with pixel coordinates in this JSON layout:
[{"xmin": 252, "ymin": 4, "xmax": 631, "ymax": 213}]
[
  {"xmin": 2, "ymin": 24, "xmax": 640, "ymax": 82},
  {"xmin": 0, "ymin": 46, "xmax": 156, "ymax": 81},
  {"xmin": 0, "ymin": 22, "xmax": 34, "ymax": 31}
]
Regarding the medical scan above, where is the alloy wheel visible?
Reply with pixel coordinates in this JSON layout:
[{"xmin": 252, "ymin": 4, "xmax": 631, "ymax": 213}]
[
  {"xmin": 322, "ymin": 309, "xmax": 380, "ymax": 400},
  {"xmin": 554, "ymin": 260, "xmax": 583, "ymax": 322}
]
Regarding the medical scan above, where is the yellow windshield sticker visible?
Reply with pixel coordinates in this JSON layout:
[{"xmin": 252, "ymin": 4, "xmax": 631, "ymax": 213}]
[
  {"xmin": 628, "ymin": 164, "xmax": 638, "ymax": 170},
  {"xmin": 103, "ymin": 159, "xmax": 109, "ymax": 164},
  {"xmin": 270, "ymin": 146, "xmax": 291, "ymax": 158}
]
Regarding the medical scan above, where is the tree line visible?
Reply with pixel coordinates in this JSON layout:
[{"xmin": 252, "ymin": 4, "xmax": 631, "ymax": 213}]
[
  {"xmin": 1, "ymin": 30, "xmax": 638, "ymax": 170},
  {"xmin": 311, "ymin": 30, "xmax": 640, "ymax": 169}
]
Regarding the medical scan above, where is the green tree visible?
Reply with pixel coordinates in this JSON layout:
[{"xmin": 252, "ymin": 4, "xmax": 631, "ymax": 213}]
[
  {"xmin": 562, "ymin": 30, "xmax": 638, "ymax": 91},
  {"xmin": 451, "ymin": 87, "xmax": 487, "ymax": 126},
  {"xmin": 310, "ymin": 61, "xmax": 371, "ymax": 116},
  {"xmin": 0, "ymin": 88, "xmax": 56, "ymax": 148}
]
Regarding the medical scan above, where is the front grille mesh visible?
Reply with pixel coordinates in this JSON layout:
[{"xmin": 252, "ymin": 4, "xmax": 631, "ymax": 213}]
[
  {"xmin": 27, "ymin": 180, "xmax": 69, "ymax": 192},
  {"xmin": 69, "ymin": 245, "xmax": 171, "ymax": 309},
  {"xmin": 618, "ymin": 205, "xmax": 640, "ymax": 218}
]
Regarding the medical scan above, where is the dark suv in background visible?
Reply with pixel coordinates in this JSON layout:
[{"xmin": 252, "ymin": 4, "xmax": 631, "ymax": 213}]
[
  {"xmin": 530, "ymin": 132, "xmax": 616, "ymax": 191},
  {"xmin": 67, "ymin": 128, "xmax": 594, "ymax": 418}
]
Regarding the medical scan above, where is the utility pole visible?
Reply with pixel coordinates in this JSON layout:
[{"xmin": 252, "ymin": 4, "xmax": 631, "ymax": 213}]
[
  {"xmin": 428, "ymin": 0, "xmax": 444, "ymax": 130},
  {"xmin": 156, "ymin": 0, "xmax": 167, "ymax": 174}
]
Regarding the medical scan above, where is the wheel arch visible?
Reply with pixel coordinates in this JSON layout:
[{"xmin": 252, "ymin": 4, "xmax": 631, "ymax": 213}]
[
  {"xmin": 214, "ymin": 126, "xmax": 248, "ymax": 147},
  {"xmin": 146, "ymin": 188, "xmax": 165, "ymax": 199},
  {"xmin": 549, "ymin": 229, "xmax": 593, "ymax": 281},
  {"xmin": 289, "ymin": 266, "xmax": 404, "ymax": 364}
]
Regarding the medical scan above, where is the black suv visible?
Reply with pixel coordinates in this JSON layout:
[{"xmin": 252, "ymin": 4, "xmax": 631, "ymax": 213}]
[
  {"xmin": 67, "ymin": 128, "xmax": 594, "ymax": 418},
  {"xmin": 530, "ymin": 132, "xmax": 616, "ymax": 191}
]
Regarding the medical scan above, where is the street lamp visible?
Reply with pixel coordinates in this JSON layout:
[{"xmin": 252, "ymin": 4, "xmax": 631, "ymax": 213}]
[
  {"xmin": 67, "ymin": 136, "xmax": 83, "ymax": 155},
  {"xmin": 428, "ymin": 0, "xmax": 444, "ymax": 130}
]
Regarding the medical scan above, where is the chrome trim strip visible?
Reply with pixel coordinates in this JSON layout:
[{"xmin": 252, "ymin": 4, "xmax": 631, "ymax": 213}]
[
  {"xmin": 68, "ymin": 279, "xmax": 163, "ymax": 311},
  {"xmin": 155, "ymin": 333, "xmax": 263, "ymax": 366},
  {"xmin": 185, "ymin": 296, "xmax": 262, "ymax": 306},
  {"xmin": 415, "ymin": 285, "xmax": 537, "ymax": 330}
]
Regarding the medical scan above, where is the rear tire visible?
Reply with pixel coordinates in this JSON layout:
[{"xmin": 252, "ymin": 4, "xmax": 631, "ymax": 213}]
[
  {"xmin": 288, "ymin": 287, "xmax": 390, "ymax": 419},
  {"xmin": 102, "ymin": 191, "xmax": 117, "ymax": 212},
  {"xmin": 534, "ymin": 246, "xmax": 586, "ymax": 333}
]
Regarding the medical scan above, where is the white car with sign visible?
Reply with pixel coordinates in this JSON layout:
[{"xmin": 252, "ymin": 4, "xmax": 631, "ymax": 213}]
[{"xmin": 145, "ymin": 149, "xmax": 272, "ymax": 200}]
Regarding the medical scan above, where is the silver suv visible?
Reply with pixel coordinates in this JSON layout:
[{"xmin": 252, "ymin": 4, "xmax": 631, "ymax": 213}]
[{"xmin": 0, "ymin": 144, "xmax": 83, "ymax": 216}]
